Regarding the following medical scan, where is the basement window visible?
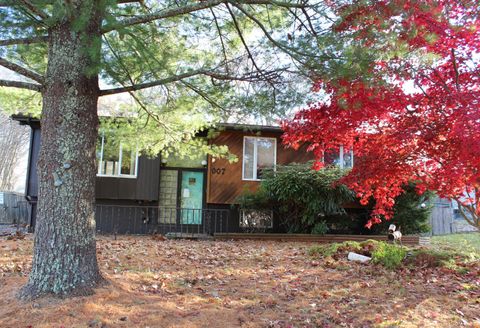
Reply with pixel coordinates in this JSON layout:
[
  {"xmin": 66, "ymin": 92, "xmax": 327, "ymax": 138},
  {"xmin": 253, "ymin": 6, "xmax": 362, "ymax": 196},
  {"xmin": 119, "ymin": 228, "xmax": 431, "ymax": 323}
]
[
  {"xmin": 240, "ymin": 209, "xmax": 274, "ymax": 229},
  {"xmin": 242, "ymin": 137, "xmax": 276, "ymax": 180},
  {"xmin": 96, "ymin": 134, "xmax": 138, "ymax": 178}
]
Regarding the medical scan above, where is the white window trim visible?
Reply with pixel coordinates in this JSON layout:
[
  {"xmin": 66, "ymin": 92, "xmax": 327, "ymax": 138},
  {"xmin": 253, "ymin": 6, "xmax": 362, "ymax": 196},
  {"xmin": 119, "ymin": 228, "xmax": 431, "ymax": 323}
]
[
  {"xmin": 97, "ymin": 134, "xmax": 139, "ymax": 179},
  {"xmin": 322, "ymin": 145, "xmax": 354, "ymax": 169},
  {"xmin": 242, "ymin": 136, "xmax": 277, "ymax": 181}
]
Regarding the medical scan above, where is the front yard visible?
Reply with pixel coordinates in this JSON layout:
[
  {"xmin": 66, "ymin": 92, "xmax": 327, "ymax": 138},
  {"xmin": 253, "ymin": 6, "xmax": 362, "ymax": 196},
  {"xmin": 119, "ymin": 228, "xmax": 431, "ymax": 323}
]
[{"xmin": 0, "ymin": 234, "xmax": 479, "ymax": 327}]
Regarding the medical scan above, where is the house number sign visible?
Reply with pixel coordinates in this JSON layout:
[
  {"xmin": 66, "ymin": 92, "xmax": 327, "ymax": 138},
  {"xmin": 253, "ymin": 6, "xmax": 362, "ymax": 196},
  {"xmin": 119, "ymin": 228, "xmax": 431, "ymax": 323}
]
[{"xmin": 211, "ymin": 167, "xmax": 226, "ymax": 175}]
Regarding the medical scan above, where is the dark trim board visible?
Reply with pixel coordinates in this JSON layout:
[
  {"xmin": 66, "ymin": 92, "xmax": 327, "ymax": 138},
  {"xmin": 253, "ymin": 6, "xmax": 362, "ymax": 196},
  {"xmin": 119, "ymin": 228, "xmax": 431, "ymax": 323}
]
[{"xmin": 214, "ymin": 233, "xmax": 430, "ymax": 246}]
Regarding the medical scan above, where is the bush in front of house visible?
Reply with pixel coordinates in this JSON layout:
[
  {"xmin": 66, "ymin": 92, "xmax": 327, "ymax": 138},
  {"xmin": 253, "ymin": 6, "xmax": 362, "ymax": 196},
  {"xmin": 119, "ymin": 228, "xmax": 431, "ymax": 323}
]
[
  {"xmin": 322, "ymin": 182, "xmax": 434, "ymax": 235},
  {"xmin": 366, "ymin": 182, "xmax": 434, "ymax": 235},
  {"xmin": 311, "ymin": 221, "xmax": 329, "ymax": 235},
  {"xmin": 237, "ymin": 163, "xmax": 355, "ymax": 233},
  {"xmin": 237, "ymin": 163, "xmax": 433, "ymax": 235}
]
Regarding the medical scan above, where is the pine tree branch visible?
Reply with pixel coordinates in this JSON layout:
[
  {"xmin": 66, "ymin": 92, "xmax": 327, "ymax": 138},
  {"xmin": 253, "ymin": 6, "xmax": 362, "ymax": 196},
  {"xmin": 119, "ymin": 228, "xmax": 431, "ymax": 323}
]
[
  {"xmin": 100, "ymin": 69, "xmax": 283, "ymax": 96},
  {"xmin": 210, "ymin": 8, "xmax": 230, "ymax": 75},
  {"xmin": 225, "ymin": 3, "xmax": 271, "ymax": 86},
  {"xmin": 0, "ymin": 1, "xmax": 17, "ymax": 6},
  {"xmin": 0, "ymin": 79, "xmax": 42, "ymax": 91},
  {"xmin": 181, "ymin": 80, "xmax": 228, "ymax": 113},
  {"xmin": 0, "ymin": 57, "xmax": 44, "ymax": 84},
  {"xmin": 0, "ymin": 36, "xmax": 48, "ymax": 46},
  {"xmin": 103, "ymin": 0, "xmax": 309, "ymax": 33},
  {"xmin": 100, "ymin": 70, "xmax": 203, "ymax": 95},
  {"xmin": 19, "ymin": 0, "xmax": 49, "ymax": 20},
  {"xmin": 231, "ymin": 2, "xmax": 324, "ymax": 62}
]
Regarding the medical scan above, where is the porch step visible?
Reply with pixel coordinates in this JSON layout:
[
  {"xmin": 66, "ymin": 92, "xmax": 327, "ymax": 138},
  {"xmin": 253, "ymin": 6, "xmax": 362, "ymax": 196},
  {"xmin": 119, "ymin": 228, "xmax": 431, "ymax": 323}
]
[{"xmin": 165, "ymin": 232, "xmax": 213, "ymax": 240}]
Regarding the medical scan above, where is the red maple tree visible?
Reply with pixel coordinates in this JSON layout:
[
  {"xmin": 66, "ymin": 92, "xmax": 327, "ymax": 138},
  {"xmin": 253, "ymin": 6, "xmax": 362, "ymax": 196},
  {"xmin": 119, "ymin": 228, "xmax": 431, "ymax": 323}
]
[{"xmin": 283, "ymin": 0, "xmax": 480, "ymax": 228}]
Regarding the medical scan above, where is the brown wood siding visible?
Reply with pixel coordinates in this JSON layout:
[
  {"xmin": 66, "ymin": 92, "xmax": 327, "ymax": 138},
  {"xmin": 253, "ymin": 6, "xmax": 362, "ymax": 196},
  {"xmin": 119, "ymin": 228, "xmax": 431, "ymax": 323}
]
[
  {"xmin": 95, "ymin": 155, "xmax": 160, "ymax": 201},
  {"xmin": 207, "ymin": 130, "xmax": 313, "ymax": 204}
]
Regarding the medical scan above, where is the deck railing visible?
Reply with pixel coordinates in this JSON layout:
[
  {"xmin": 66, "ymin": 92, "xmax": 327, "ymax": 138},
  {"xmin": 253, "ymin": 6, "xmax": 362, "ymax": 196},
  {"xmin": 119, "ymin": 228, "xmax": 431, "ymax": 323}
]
[{"xmin": 95, "ymin": 204, "xmax": 230, "ymax": 236}]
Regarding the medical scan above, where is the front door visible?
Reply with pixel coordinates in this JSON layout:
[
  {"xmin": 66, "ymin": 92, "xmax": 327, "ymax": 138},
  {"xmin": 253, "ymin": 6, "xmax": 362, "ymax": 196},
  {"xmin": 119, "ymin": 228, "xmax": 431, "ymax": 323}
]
[{"xmin": 180, "ymin": 171, "xmax": 204, "ymax": 224}]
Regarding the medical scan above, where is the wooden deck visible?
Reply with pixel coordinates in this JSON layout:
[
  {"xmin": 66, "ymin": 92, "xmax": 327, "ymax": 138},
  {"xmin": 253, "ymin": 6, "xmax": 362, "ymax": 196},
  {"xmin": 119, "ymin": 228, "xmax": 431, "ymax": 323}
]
[{"xmin": 214, "ymin": 233, "xmax": 430, "ymax": 246}]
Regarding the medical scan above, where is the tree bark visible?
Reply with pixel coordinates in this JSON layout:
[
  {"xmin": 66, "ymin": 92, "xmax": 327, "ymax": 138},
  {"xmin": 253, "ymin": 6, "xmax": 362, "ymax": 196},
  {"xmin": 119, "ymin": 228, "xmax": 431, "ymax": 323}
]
[{"xmin": 20, "ymin": 5, "xmax": 104, "ymax": 299}]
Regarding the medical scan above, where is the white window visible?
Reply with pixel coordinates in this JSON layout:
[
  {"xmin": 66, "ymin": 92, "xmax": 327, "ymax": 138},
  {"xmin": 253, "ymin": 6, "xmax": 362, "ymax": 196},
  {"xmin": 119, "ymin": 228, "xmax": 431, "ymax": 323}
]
[
  {"xmin": 97, "ymin": 134, "xmax": 138, "ymax": 178},
  {"xmin": 240, "ymin": 209, "xmax": 274, "ymax": 229},
  {"xmin": 324, "ymin": 145, "xmax": 354, "ymax": 169},
  {"xmin": 242, "ymin": 137, "xmax": 276, "ymax": 180}
]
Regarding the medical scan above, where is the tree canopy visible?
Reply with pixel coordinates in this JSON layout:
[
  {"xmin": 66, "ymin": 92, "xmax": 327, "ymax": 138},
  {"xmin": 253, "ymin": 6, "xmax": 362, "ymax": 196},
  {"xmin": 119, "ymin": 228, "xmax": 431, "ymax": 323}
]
[
  {"xmin": 0, "ymin": 1, "xmax": 335, "ymax": 154},
  {"xmin": 283, "ymin": 0, "xmax": 480, "ymax": 228}
]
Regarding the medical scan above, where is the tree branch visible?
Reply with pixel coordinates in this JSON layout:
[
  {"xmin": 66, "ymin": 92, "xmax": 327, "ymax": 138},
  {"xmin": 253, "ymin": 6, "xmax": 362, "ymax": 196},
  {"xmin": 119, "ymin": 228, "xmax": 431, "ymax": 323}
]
[
  {"xmin": 0, "ymin": 36, "xmax": 48, "ymax": 46},
  {"xmin": 103, "ymin": 0, "xmax": 225, "ymax": 33},
  {"xmin": 210, "ymin": 8, "xmax": 230, "ymax": 75},
  {"xmin": 0, "ymin": 79, "xmax": 42, "ymax": 91},
  {"xmin": 19, "ymin": 0, "xmax": 49, "ymax": 20},
  {"xmin": 103, "ymin": 0, "xmax": 309, "ymax": 33},
  {"xmin": 225, "ymin": 3, "xmax": 268, "ymax": 84},
  {"xmin": 100, "ymin": 68, "xmax": 283, "ymax": 96},
  {"xmin": 451, "ymin": 48, "xmax": 460, "ymax": 91},
  {"xmin": 0, "ymin": 57, "xmax": 44, "ymax": 84},
  {"xmin": 455, "ymin": 199, "xmax": 477, "ymax": 228},
  {"xmin": 0, "ymin": 0, "xmax": 17, "ymax": 6},
  {"xmin": 232, "ymin": 2, "xmax": 323, "ymax": 62},
  {"xmin": 100, "ymin": 70, "xmax": 201, "ymax": 96},
  {"xmin": 181, "ymin": 80, "xmax": 228, "ymax": 113}
]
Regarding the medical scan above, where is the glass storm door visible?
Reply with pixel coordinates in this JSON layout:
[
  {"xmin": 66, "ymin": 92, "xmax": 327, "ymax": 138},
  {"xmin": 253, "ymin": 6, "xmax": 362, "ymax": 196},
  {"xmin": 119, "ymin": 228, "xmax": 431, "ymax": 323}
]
[{"xmin": 180, "ymin": 171, "xmax": 204, "ymax": 224}]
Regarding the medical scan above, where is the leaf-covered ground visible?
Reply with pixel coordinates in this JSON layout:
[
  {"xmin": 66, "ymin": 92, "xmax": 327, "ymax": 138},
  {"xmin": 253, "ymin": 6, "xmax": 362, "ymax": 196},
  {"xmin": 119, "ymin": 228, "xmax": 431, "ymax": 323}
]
[{"xmin": 0, "ymin": 235, "xmax": 479, "ymax": 327}]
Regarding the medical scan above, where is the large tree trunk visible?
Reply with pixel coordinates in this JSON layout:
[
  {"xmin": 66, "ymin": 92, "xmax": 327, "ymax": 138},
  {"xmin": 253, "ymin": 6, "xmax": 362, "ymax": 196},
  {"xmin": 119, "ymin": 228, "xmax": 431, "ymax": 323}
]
[{"xmin": 20, "ymin": 5, "xmax": 103, "ymax": 299}]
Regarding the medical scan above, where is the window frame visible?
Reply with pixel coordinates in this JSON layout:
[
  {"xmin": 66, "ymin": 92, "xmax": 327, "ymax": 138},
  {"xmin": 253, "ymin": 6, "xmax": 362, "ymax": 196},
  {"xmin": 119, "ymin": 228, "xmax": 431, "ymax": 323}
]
[
  {"xmin": 323, "ymin": 145, "xmax": 354, "ymax": 169},
  {"xmin": 239, "ymin": 209, "xmax": 274, "ymax": 229},
  {"xmin": 242, "ymin": 136, "xmax": 277, "ymax": 181},
  {"xmin": 96, "ymin": 134, "xmax": 139, "ymax": 179}
]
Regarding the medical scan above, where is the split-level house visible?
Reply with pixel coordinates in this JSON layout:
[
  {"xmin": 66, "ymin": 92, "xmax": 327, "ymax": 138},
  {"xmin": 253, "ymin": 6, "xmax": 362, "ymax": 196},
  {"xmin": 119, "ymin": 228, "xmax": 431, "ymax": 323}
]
[{"xmin": 13, "ymin": 116, "xmax": 355, "ymax": 235}]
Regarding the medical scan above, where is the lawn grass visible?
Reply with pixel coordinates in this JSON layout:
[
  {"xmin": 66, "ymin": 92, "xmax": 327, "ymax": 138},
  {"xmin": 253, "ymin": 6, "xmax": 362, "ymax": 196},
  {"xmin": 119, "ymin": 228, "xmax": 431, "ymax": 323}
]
[{"xmin": 431, "ymin": 232, "xmax": 480, "ymax": 261}]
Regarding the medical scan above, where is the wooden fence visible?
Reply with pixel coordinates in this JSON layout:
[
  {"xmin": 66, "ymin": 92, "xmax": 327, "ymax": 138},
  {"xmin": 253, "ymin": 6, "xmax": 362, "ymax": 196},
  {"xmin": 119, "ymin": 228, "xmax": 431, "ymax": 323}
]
[
  {"xmin": 430, "ymin": 205, "xmax": 453, "ymax": 235},
  {"xmin": 0, "ymin": 192, "xmax": 30, "ymax": 225}
]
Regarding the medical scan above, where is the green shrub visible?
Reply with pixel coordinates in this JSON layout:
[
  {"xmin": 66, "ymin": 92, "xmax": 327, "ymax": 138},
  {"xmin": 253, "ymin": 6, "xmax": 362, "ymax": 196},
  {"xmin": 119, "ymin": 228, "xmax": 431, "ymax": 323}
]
[
  {"xmin": 235, "ymin": 187, "xmax": 271, "ymax": 210},
  {"xmin": 371, "ymin": 243, "xmax": 407, "ymax": 269},
  {"xmin": 368, "ymin": 182, "xmax": 434, "ymax": 235},
  {"xmin": 311, "ymin": 221, "xmax": 329, "ymax": 235},
  {"xmin": 237, "ymin": 165, "xmax": 433, "ymax": 235},
  {"xmin": 237, "ymin": 162, "xmax": 354, "ymax": 233},
  {"xmin": 307, "ymin": 245, "xmax": 330, "ymax": 257}
]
